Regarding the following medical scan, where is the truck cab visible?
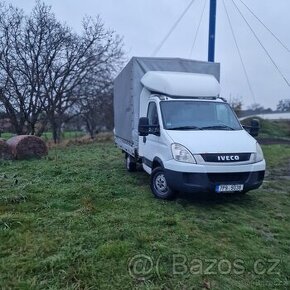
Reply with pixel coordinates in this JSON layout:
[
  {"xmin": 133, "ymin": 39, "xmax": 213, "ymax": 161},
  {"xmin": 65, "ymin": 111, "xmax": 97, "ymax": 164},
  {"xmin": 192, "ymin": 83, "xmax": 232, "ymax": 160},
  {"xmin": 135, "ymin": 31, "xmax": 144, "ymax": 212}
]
[{"xmin": 136, "ymin": 71, "xmax": 265, "ymax": 199}]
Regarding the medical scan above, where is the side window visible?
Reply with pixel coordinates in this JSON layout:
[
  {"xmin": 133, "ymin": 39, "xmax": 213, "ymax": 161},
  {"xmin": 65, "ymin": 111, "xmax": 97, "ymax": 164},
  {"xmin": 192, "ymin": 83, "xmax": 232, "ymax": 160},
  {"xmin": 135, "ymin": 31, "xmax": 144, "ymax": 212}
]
[{"xmin": 147, "ymin": 102, "xmax": 159, "ymax": 126}]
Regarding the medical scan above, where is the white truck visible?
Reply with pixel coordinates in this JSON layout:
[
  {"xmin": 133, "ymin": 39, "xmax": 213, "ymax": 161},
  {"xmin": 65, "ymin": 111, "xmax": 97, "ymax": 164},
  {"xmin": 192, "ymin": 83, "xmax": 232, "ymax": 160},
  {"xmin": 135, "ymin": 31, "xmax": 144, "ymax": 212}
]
[{"xmin": 114, "ymin": 57, "xmax": 265, "ymax": 199}]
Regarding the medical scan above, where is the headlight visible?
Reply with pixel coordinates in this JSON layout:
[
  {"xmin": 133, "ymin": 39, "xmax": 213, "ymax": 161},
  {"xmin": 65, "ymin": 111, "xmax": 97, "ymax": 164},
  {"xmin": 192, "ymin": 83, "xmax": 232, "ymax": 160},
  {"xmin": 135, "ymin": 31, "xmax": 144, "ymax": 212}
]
[
  {"xmin": 254, "ymin": 143, "xmax": 264, "ymax": 162},
  {"xmin": 171, "ymin": 143, "xmax": 196, "ymax": 163}
]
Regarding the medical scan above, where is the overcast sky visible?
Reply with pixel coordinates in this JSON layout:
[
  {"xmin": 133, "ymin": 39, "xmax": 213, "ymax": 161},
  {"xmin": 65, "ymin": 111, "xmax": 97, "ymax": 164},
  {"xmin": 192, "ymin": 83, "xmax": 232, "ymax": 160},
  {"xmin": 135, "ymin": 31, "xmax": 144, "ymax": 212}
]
[{"xmin": 6, "ymin": 0, "xmax": 290, "ymax": 109}]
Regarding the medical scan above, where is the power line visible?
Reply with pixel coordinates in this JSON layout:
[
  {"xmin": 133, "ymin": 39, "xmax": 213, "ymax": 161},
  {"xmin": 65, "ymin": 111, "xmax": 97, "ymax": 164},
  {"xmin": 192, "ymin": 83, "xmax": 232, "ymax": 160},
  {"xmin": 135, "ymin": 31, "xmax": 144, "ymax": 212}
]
[
  {"xmin": 237, "ymin": 0, "xmax": 290, "ymax": 53},
  {"xmin": 222, "ymin": 0, "xmax": 256, "ymax": 103},
  {"xmin": 189, "ymin": 0, "xmax": 207, "ymax": 58},
  {"xmin": 151, "ymin": 0, "xmax": 197, "ymax": 57},
  {"xmin": 230, "ymin": 0, "xmax": 290, "ymax": 87}
]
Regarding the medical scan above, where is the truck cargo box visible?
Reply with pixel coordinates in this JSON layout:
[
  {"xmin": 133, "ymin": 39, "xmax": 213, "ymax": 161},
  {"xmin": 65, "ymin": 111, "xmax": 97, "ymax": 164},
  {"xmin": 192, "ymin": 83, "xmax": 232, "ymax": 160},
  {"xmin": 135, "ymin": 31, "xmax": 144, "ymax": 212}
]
[{"xmin": 113, "ymin": 57, "xmax": 220, "ymax": 156}]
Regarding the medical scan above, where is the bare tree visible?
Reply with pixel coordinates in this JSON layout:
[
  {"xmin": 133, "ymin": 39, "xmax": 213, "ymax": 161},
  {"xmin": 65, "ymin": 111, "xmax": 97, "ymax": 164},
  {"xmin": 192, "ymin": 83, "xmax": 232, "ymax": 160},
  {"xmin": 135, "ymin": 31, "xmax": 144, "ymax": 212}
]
[
  {"xmin": 80, "ymin": 84, "xmax": 114, "ymax": 138},
  {"xmin": 74, "ymin": 63, "xmax": 119, "ymax": 139},
  {"xmin": 0, "ymin": 3, "xmax": 66, "ymax": 135},
  {"xmin": 277, "ymin": 99, "xmax": 290, "ymax": 112},
  {"xmin": 229, "ymin": 97, "xmax": 243, "ymax": 117},
  {"xmin": 40, "ymin": 14, "xmax": 123, "ymax": 142},
  {"xmin": 0, "ymin": 5, "xmax": 27, "ymax": 134},
  {"xmin": 247, "ymin": 103, "xmax": 265, "ymax": 113},
  {"xmin": 0, "ymin": 1, "xmax": 124, "ymax": 142}
]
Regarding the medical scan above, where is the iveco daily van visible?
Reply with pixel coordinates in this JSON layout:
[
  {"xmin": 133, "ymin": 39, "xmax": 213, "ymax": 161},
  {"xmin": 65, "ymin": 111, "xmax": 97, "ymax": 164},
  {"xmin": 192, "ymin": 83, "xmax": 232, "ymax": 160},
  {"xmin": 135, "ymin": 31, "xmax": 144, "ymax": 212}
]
[{"xmin": 114, "ymin": 57, "xmax": 265, "ymax": 199}]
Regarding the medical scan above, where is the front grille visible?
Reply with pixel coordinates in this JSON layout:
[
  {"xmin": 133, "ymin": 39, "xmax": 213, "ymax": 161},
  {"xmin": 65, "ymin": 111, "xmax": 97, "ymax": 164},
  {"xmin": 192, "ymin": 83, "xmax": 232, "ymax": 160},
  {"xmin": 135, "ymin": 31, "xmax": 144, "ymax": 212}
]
[
  {"xmin": 207, "ymin": 172, "xmax": 250, "ymax": 183},
  {"xmin": 201, "ymin": 153, "xmax": 251, "ymax": 163}
]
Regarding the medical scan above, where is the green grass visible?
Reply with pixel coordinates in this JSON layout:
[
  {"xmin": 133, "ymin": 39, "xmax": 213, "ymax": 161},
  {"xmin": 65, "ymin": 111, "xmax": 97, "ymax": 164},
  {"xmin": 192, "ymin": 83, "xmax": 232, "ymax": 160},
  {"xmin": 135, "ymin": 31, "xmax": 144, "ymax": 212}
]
[
  {"xmin": 241, "ymin": 118, "xmax": 290, "ymax": 139},
  {"xmin": 0, "ymin": 143, "xmax": 290, "ymax": 289},
  {"xmin": 259, "ymin": 119, "xmax": 290, "ymax": 139},
  {"xmin": 42, "ymin": 131, "xmax": 85, "ymax": 141},
  {"xmin": 0, "ymin": 132, "xmax": 14, "ymax": 139}
]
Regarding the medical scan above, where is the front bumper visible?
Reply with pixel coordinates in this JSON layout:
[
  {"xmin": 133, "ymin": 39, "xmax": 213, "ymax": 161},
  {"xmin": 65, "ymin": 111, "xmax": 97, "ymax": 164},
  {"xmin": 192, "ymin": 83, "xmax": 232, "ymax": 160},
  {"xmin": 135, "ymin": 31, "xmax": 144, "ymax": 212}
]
[
  {"xmin": 165, "ymin": 169, "xmax": 265, "ymax": 193},
  {"xmin": 163, "ymin": 160, "xmax": 266, "ymax": 193}
]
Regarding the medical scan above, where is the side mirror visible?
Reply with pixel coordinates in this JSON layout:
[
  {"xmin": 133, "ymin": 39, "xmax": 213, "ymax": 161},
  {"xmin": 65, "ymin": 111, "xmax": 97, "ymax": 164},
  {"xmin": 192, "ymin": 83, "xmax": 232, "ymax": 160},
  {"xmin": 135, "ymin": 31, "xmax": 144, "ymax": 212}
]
[
  {"xmin": 138, "ymin": 117, "xmax": 149, "ymax": 136},
  {"xmin": 250, "ymin": 119, "xmax": 260, "ymax": 137}
]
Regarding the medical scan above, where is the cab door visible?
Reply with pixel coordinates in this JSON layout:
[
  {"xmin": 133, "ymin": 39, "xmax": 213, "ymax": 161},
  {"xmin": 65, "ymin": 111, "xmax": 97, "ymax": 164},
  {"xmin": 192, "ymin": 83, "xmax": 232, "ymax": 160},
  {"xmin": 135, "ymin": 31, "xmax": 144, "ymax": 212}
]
[{"xmin": 139, "ymin": 102, "xmax": 161, "ymax": 167}]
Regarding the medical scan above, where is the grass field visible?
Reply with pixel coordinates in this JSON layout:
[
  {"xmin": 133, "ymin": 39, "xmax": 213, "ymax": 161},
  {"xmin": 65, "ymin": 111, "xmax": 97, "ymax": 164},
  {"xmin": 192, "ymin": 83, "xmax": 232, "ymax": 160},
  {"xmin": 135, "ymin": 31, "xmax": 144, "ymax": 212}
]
[
  {"xmin": 241, "ymin": 118, "xmax": 290, "ymax": 140},
  {"xmin": 0, "ymin": 142, "xmax": 290, "ymax": 289}
]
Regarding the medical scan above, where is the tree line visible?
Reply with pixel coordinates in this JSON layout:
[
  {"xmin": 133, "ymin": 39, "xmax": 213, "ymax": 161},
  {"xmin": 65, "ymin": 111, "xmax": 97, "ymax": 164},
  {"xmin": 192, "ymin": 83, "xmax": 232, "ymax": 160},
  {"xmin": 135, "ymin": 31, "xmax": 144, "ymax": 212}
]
[
  {"xmin": 229, "ymin": 98, "xmax": 290, "ymax": 118},
  {"xmin": 0, "ymin": 1, "xmax": 124, "ymax": 142}
]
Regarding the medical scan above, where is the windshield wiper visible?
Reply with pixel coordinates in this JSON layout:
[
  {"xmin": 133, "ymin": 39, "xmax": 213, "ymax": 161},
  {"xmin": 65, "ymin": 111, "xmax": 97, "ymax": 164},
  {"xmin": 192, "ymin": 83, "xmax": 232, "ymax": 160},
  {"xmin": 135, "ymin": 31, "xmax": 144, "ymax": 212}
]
[
  {"xmin": 167, "ymin": 126, "xmax": 201, "ymax": 130},
  {"xmin": 201, "ymin": 125, "xmax": 235, "ymax": 130}
]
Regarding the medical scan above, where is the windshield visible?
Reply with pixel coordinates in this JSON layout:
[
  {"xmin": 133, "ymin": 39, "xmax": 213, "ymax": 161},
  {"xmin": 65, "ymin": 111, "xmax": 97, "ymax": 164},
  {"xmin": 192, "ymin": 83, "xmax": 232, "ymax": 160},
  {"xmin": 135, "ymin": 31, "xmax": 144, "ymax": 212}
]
[{"xmin": 160, "ymin": 101, "xmax": 242, "ymax": 130}]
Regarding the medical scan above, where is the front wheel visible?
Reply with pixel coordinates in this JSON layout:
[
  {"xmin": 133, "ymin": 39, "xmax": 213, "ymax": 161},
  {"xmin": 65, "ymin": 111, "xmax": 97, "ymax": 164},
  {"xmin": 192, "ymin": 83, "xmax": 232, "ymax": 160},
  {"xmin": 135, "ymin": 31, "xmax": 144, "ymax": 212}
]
[{"xmin": 150, "ymin": 167, "xmax": 176, "ymax": 200}]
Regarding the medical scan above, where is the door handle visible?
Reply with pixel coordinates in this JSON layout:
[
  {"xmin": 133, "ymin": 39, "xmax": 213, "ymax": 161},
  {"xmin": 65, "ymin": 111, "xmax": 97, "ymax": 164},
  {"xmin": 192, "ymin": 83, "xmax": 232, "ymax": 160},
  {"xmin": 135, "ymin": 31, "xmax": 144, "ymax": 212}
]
[{"xmin": 143, "ymin": 136, "xmax": 146, "ymax": 143}]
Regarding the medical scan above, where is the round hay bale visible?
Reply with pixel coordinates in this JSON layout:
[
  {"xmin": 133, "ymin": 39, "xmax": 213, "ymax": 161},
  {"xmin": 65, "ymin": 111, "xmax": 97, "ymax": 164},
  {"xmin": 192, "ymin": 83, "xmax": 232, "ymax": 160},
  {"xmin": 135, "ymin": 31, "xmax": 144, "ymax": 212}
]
[
  {"xmin": 7, "ymin": 135, "xmax": 48, "ymax": 160},
  {"xmin": 0, "ymin": 138, "xmax": 13, "ymax": 160}
]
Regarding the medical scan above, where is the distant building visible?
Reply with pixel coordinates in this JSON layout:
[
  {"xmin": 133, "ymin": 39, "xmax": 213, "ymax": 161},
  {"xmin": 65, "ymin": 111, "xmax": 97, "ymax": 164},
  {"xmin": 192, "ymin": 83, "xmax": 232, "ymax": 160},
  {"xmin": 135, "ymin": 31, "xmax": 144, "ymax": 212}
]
[{"xmin": 239, "ymin": 112, "xmax": 290, "ymax": 121}]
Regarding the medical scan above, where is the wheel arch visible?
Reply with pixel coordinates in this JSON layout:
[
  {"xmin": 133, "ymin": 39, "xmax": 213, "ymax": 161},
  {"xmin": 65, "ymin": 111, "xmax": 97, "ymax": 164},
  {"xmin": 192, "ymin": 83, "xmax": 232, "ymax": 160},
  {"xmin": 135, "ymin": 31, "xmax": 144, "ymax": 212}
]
[{"xmin": 152, "ymin": 157, "xmax": 164, "ymax": 169}]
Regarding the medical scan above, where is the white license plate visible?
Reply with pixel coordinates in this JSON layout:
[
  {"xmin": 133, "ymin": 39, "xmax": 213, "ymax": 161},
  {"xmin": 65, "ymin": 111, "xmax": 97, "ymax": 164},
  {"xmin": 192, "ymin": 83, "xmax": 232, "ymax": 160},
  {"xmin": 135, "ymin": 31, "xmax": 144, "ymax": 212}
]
[{"xmin": 216, "ymin": 184, "xmax": 244, "ymax": 193}]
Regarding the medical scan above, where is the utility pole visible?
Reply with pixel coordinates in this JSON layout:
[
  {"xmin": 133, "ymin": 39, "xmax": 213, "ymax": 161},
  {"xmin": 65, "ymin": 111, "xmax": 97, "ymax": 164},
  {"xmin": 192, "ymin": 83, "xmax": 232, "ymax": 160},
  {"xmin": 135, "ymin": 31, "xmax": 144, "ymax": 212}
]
[{"xmin": 208, "ymin": 0, "xmax": 217, "ymax": 62}]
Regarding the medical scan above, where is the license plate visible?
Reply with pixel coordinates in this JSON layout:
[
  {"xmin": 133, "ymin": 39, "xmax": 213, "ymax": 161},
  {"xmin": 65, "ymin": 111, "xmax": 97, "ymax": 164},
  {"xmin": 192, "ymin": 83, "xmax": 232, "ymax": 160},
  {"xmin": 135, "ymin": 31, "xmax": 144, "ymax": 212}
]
[{"xmin": 216, "ymin": 184, "xmax": 244, "ymax": 193}]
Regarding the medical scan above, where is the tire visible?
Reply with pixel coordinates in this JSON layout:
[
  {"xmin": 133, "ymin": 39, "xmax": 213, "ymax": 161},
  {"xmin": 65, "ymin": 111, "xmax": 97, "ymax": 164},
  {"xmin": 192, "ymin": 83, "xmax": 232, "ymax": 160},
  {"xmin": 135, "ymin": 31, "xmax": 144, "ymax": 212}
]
[
  {"xmin": 150, "ymin": 167, "xmax": 176, "ymax": 200},
  {"xmin": 125, "ymin": 153, "xmax": 137, "ymax": 172}
]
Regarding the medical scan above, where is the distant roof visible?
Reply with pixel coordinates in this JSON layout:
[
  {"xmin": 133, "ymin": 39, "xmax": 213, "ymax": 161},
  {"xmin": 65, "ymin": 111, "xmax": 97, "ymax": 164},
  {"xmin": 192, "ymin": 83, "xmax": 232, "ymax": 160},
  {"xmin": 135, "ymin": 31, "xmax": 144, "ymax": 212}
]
[
  {"xmin": 141, "ymin": 71, "xmax": 220, "ymax": 97},
  {"xmin": 239, "ymin": 112, "xmax": 290, "ymax": 121}
]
